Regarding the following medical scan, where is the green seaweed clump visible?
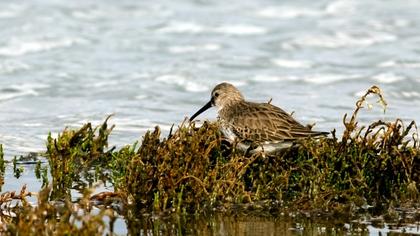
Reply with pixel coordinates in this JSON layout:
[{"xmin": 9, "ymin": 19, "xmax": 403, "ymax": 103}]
[
  {"xmin": 110, "ymin": 86, "xmax": 419, "ymax": 216},
  {"xmin": 28, "ymin": 85, "xmax": 419, "ymax": 225},
  {"xmin": 45, "ymin": 116, "xmax": 115, "ymax": 200},
  {"xmin": 1, "ymin": 186, "xmax": 114, "ymax": 236},
  {"xmin": 290, "ymin": 86, "xmax": 420, "ymax": 211},
  {"xmin": 112, "ymin": 121, "xmax": 225, "ymax": 214}
]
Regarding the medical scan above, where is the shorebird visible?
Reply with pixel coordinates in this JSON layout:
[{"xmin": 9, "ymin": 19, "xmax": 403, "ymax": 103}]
[{"xmin": 189, "ymin": 82, "xmax": 328, "ymax": 153}]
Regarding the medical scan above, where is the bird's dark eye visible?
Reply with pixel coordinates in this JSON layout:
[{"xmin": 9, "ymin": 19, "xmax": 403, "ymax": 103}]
[{"xmin": 214, "ymin": 92, "xmax": 219, "ymax": 97}]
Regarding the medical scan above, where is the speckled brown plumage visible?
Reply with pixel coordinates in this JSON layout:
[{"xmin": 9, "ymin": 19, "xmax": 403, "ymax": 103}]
[
  {"xmin": 190, "ymin": 82, "xmax": 328, "ymax": 150},
  {"xmin": 219, "ymin": 100, "xmax": 326, "ymax": 143}
]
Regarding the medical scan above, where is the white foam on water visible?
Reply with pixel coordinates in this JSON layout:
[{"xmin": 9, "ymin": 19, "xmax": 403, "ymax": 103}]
[
  {"xmin": 72, "ymin": 6, "xmax": 149, "ymax": 20},
  {"xmin": 377, "ymin": 60, "xmax": 397, "ymax": 68},
  {"xmin": 253, "ymin": 74, "xmax": 358, "ymax": 84},
  {"xmin": 91, "ymin": 78, "xmax": 137, "ymax": 88},
  {"xmin": 257, "ymin": 1, "xmax": 355, "ymax": 19},
  {"xmin": 10, "ymin": 83, "xmax": 51, "ymax": 90},
  {"xmin": 157, "ymin": 21, "xmax": 204, "ymax": 34},
  {"xmin": 168, "ymin": 43, "xmax": 221, "ymax": 53},
  {"xmin": 22, "ymin": 123, "xmax": 43, "ymax": 127},
  {"xmin": 0, "ymin": 37, "xmax": 88, "ymax": 56},
  {"xmin": 71, "ymin": 9, "xmax": 107, "ymax": 20},
  {"xmin": 252, "ymin": 75, "xmax": 282, "ymax": 82},
  {"xmin": 214, "ymin": 25, "xmax": 267, "ymax": 35},
  {"xmin": 302, "ymin": 73, "xmax": 360, "ymax": 84},
  {"xmin": 0, "ymin": 11, "xmax": 19, "ymax": 18},
  {"xmin": 368, "ymin": 18, "xmax": 410, "ymax": 31},
  {"xmin": 372, "ymin": 73, "xmax": 405, "ymax": 84},
  {"xmin": 0, "ymin": 4, "xmax": 25, "ymax": 18},
  {"xmin": 134, "ymin": 94, "xmax": 148, "ymax": 100},
  {"xmin": 92, "ymin": 80, "xmax": 121, "ymax": 88},
  {"xmin": 257, "ymin": 6, "xmax": 323, "ymax": 19},
  {"xmin": 386, "ymin": 91, "xmax": 420, "ymax": 100},
  {"xmin": 272, "ymin": 59, "xmax": 312, "ymax": 68},
  {"xmin": 252, "ymin": 75, "xmax": 300, "ymax": 82},
  {"xmin": 394, "ymin": 19, "xmax": 410, "ymax": 27},
  {"xmin": 280, "ymin": 42, "xmax": 297, "ymax": 51},
  {"xmin": 325, "ymin": 0, "xmax": 356, "ymax": 15},
  {"xmin": 0, "ymin": 90, "xmax": 34, "ymax": 101},
  {"xmin": 401, "ymin": 91, "xmax": 420, "ymax": 99},
  {"xmin": 0, "ymin": 60, "xmax": 30, "ymax": 74},
  {"xmin": 377, "ymin": 60, "xmax": 420, "ymax": 68},
  {"xmin": 229, "ymin": 80, "xmax": 248, "ymax": 87},
  {"xmin": 155, "ymin": 74, "xmax": 208, "ymax": 92},
  {"xmin": 0, "ymin": 83, "xmax": 50, "ymax": 101},
  {"xmin": 290, "ymin": 32, "xmax": 397, "ymax": 48}
]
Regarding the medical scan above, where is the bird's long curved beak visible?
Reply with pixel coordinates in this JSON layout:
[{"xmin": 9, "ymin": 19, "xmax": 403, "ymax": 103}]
[{"xmin": 189, "ymin": 100, "xmax": 212, "ymax": 121}]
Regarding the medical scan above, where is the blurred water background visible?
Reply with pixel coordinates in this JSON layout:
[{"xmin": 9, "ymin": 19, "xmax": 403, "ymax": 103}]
[
  {"xmin": 1, "ymin": 0, "xmax": 420, "ymax": 157},
  {"xmin": 0, "ymin": 0, "xmax": 419, "ymax": 234}
]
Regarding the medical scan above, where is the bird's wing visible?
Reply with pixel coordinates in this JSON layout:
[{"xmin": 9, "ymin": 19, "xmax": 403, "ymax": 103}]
[{"xmin": 229, "ymin": 102, "xmax": 326, "ymax": 142}]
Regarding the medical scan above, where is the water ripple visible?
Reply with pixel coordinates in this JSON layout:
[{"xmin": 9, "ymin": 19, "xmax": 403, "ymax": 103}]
[
  {"xmin": 0, "ymin": 37, "xmax": 89, "ymax": 56},
  {"xmin": 157, "ymin": 21, "xmax": 204, "ymax": 34},
  {"xmin": 252, "ymin": 74, "xmax": 360, "ymax": 84},
  {"xmin": 272, "ymin": 59, "xmax": 312, "ymax": 68},
  {"xmin": 155, "ymin": 74, "xmax": 208, "ymax": 92},
  {"xmin": 257, "ymin": 0, "xmax": 355, "ymax": 19},
  {"xmin": 0, "ymin": 83, "xmax": 50, "ymax": 101},
  {"xmin": 372, "ymin": 73, "xmax": 405, "ymax": 84},
  {"xmin": 257, "ymin": 6, "xmax": 324, "ymax": 19},
  {"xmin": 168, "ymin": 43, "xmax": 221, "ymax": 54},
  {"xmin": 287, "ymin": 32, "xmax": 396, "ymax": 49},
  {"xmin": 0, "ymin": 60, "xmax": 30, "ymax": 74},
  {"xmin": 0, "ymin": 4, "xmax": 25, "ymax": 19},
  {"xmin": 377, "ymin": 60, "xmax": 420, "ymax": 68},
  {"xmin": 213, "ymin": 25, "xmax": 267, "ymax": 35}
]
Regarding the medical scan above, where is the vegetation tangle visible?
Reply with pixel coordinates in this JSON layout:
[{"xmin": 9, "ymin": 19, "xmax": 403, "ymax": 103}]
[{"xmin": 0, "ymin": 86, "xmax": 419, "ymax": 235}]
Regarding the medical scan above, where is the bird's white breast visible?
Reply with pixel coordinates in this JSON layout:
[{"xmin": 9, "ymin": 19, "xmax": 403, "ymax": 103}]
[
  {"xmin": 219, "ymin": 122, "xmax": 293, "ymax": 154},
  {"xmin": 220, "ymin": 125, "xmax": 237, "ymax": 142}
]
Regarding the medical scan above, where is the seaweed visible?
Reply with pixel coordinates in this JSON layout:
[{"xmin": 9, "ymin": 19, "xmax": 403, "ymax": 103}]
[
  {"xmin": 0, "ymin": 85, "xmax": 416, "ymax": 234},
  {"xmin": 0, "ymin": 145, "xmax": 4, "ymax": 190},
  {"xmin": 1, "ymin": 186, "xmax": 114, "ymax": 235},
  {"xmin": 45, "ymin": 115, "xmax": 115, "ymax": 200},
  {"xmin": 110, "ymin": 85, "xmax": 419, "ymax": 216}
]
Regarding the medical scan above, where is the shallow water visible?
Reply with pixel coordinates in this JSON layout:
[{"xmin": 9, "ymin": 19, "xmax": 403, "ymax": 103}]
[
  {"xmin": 119, "ymin": 214, "xmax": 420, "ymax": 235},
  {"xmin": 0, "ymin": 0, "xmax": 419, "ymax": 234},
  {"xmin": 1, "ymin": 0, "xmax": 420, "ymax": 157}
]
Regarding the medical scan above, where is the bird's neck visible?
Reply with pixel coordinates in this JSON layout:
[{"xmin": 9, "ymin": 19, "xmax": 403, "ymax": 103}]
[{"xmin": 218, "ymin": 100, "xmax": 243, "ymax": 120}]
